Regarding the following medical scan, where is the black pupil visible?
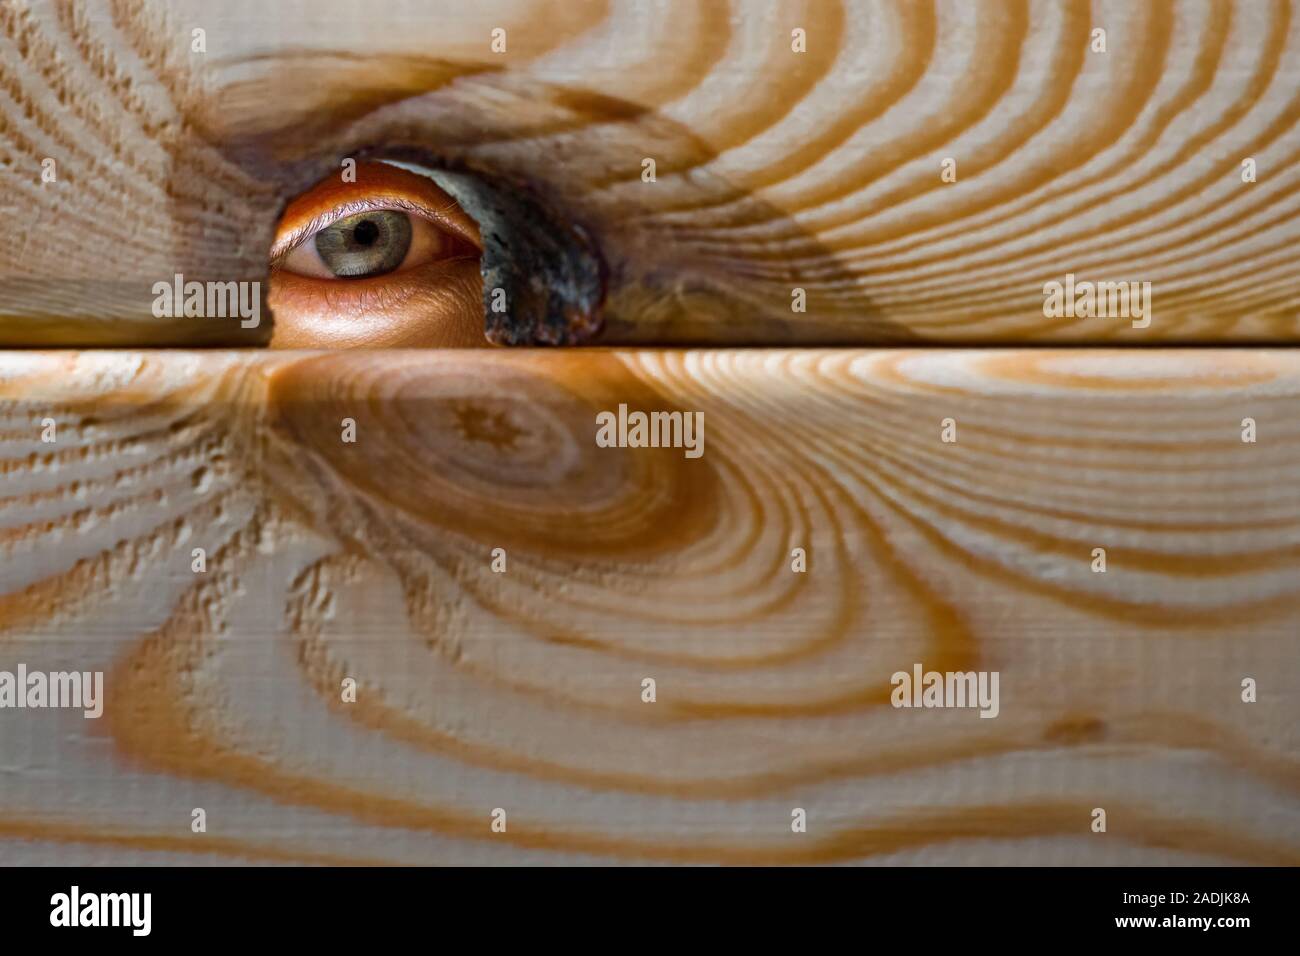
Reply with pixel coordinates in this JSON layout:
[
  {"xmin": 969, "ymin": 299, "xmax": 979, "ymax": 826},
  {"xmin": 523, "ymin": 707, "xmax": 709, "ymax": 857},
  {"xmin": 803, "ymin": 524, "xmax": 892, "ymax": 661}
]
[{"xmin": 352, "ymin": 219, "xmax": 379, "ymax": 246}]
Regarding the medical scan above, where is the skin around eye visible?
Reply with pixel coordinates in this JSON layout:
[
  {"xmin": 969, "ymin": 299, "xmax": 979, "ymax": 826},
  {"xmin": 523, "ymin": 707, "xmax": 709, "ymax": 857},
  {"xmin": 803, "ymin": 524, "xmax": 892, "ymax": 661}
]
[{"xmin": 268, "ymin": 161, "xmax": 486, "ymax": 348}]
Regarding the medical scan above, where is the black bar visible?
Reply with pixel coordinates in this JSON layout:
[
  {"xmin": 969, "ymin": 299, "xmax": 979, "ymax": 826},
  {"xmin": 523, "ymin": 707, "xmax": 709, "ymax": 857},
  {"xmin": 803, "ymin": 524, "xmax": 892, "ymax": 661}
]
[{"xmin": 0, "ymin": 866, "xmax": 1285, "ymax": 941}]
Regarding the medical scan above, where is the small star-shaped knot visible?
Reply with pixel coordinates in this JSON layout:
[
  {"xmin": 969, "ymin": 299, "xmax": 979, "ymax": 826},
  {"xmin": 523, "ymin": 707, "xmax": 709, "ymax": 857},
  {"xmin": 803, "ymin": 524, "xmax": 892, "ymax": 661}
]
[{"xmin": 452, "ymin": 402, "xmax": 525, "ymax": 451}]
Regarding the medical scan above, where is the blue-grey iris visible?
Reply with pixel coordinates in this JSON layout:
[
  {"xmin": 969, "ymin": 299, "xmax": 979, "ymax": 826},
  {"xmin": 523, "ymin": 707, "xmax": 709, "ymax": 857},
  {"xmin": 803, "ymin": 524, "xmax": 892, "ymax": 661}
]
[{"xmin": 314, "ymin": 210, "xmax": 412, "ymax": 278}]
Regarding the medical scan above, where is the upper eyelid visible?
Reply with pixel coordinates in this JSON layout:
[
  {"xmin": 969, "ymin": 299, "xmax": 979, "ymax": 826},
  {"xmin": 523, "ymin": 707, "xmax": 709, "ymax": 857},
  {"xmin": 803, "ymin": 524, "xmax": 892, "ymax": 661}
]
[{"xmin": 269, "ymin": 195, "xmax": 470, "ymax": 265}]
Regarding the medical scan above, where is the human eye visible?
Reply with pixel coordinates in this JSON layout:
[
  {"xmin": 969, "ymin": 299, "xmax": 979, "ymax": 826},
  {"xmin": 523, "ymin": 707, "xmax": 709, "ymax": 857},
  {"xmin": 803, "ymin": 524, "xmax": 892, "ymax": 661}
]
[
  {"xmin": 267, "ymin": 160, "xmax": 486, "ymax": 348},
  {"xmin": 267, "ymin": 157, "xmax": 605, "ymax": 349}
]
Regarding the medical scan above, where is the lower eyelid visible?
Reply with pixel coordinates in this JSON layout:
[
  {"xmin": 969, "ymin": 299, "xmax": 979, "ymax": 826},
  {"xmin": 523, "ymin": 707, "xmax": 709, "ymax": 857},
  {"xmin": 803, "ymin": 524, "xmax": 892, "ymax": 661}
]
[{"xmin": 267, "ymin": 257, "xmax": 485, "ymax": 348}]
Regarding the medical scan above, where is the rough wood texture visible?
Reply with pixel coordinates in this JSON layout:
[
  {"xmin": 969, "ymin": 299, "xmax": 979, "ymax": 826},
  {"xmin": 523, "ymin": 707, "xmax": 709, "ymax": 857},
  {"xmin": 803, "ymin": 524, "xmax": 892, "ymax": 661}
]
[
  {"xmin": 3, "ymin": 0, "xmax": 1300, "ymax": 344},
  {"xmin": 1, "ymin": 349, "xmax": 1296, "ymax": 864}
]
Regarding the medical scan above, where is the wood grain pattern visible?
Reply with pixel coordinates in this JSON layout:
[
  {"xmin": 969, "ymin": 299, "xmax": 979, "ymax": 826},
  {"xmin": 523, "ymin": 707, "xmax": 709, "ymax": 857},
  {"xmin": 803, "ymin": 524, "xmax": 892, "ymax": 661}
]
[
  {"xmin": 3, "ymin": 0, "xmax": 1300, "ymax": 344},
  {"xmin": 0, "ymin": 349, "xmax": 1296, "ymax": 864}
]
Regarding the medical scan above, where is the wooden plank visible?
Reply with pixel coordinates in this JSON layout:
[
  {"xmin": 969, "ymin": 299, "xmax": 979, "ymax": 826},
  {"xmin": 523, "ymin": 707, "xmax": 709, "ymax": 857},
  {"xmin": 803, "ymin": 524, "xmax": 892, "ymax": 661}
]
[
  {"xmin": 3, "ymin": 0, "xmax": 1300, "ymax": 344},
  {"xmin": 0, "ymin": 349, "xmax": 1296, "ymax": 864}
]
